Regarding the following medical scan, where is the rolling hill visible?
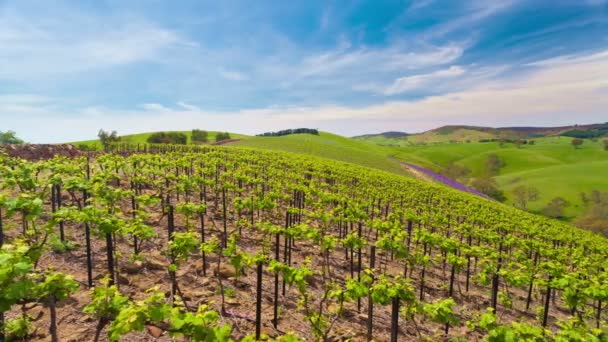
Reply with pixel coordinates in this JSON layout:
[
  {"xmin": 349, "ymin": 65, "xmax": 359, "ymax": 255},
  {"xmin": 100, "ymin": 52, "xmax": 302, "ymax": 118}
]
[
  {"xmin": 232, "ymin": 132, "xmax": 405, "ymax": 175},
  {"xmin": 391, "ymin": 137, "xmax": 608, "ymax": 219},
  {"xmin": 356, "ymin": 122, "xmax": 608, "ymax": 145},
  {"xmin": 66, "ymin": 127, "xmax": 608, "ymax": 221},
  {"xmin": 70, "ymin": 131, "xmax": 407, "ymax": 175},
  {"xmin": 70, "ymin": 131, "xmax": 250, "ymax": 150}
]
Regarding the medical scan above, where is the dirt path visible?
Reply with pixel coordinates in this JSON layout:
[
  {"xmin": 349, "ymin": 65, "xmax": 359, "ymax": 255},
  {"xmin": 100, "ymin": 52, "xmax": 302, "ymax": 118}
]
[{"xmin": 212, "ymin": 138, "xmax": 243, "ymax": 145}]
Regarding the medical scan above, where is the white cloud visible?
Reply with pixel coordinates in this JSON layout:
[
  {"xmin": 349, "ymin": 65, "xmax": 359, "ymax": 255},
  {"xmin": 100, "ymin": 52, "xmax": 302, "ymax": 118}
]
[
  {"xmin": 408, "ymin": 0, "xmax": 435, "ymax": 11},
  {"xmin": 298, "ymin": 43, "xmax": 465, "ymax": 78},
  {"xmin": 383, "ymin": 66, "xmax": 466, "ymax": 95},
  {"xmin": 424, "ymin": 0, "xmax": 520, "ymax": 38},
  {"xmin": 219, "ymin": 69, "xmax": 249, "ymax": 81},
  {"xmin": 4, "ymin": 48, "xmax": 607, "ymax": 142},
  {"xmin": 0, "ymin": 47, "xmax": 608, "ymax": 142},
  {"xmin": 0, "ymin": 9, "xmax": 187, "ymax": 79}
]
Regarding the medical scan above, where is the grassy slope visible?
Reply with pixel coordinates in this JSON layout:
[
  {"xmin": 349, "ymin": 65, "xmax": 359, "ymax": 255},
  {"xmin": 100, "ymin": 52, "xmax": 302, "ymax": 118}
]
[
  {"xmin": 71, "ymin": 131, "xmax": 249, "ymax": 150},
  {"xmin": 391, "ymin": 137, "xmax": 608, "ymax": 218},
  {"xmin": 232, "ymin": 132, "xmax": 406, "ymax": 175},
  {"xmin": 68, "ymin": 131, "xmax": 607, "ymax": 218},
  {"xmin": 355, "ymin": 135, "xmax": 411, "ymax": 147},
  {"xmin": 69, "ymin": 131, "xmax": 407, "ymax": 175},
  {"xmin": 355, "ymin": 128, "xmax": 499, "ymax": 145},
  {"xmin": 405, "ymin": 128, "xmax": 497, "ymax": 144}
]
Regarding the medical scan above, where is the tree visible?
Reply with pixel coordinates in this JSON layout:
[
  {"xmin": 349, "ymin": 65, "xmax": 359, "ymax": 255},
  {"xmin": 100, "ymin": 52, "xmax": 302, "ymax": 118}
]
[
  {"xmin": 442, "ymin": 161, "xmax": 471, "ymax": 181},
  {"xmin": 147, "ymin": 132, "xmax": 187, "ymax": 145},
  {"xmin": 485, "ymin": 154, "xmax": 505, "ymax": 176},
  {"xmin": 470, "ymin": 177, "xmax": 505, "ymax": 201},
  {"xmin": 98, "ymin": 130, "xmax": 120, "ymax": 150},
  {"xmin": 603, "ymin": 139, "xmax": 608, "ymax": 151},
  {"xmin": 575, "ymin": 191, "xmax": 608, "ymax": 236},
  {"xmin": 512, "ymin": 185, "xmax": 539, "ymax": 210},
  {"xmin": 192, "ymin": 129, "xmax": 208, "ymax": 143},
  {"xmin": 215, "ymin": 132, "xmax": 231, "ymax": 142},
  {"xmin": 571, "ymin": 138, "xmax": 584, "ymax": 149},
  {"xmin": 542, "ymin": 197, "xmax": 570, "ymax": 219},
  {"xmin": 0, "ymin": 131, "xmax": 24, "ymax": 145},
  {"xmin": 257, "ymin": 128, "xmax": 319, "ymax": 137}
]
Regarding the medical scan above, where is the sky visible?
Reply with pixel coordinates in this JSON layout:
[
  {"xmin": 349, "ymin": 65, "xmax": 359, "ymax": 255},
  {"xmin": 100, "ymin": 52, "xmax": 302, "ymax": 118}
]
[{"xmin": 1, "ymin": 0, "xmax": 607, "ymax": 143}]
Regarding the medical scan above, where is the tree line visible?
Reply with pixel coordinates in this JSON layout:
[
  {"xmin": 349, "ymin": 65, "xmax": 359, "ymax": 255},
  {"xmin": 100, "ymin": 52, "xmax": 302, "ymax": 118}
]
[
  {"xmin": 256, "ymin": 128, "xmax": 319, "ymax": 137},
  {"xmin": 97, "ymin": 129, "xmax": 231, "ymax": 147}
]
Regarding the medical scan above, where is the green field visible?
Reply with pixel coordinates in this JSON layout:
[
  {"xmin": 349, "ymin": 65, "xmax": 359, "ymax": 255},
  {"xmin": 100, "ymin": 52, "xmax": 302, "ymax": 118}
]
[
  {"xmin": 391, "ymin": 137, "xmax": 608, "ymax": 218},
  {"xmin": 233, "ymin": 132, "xmax": 405, "ymax": 175}
]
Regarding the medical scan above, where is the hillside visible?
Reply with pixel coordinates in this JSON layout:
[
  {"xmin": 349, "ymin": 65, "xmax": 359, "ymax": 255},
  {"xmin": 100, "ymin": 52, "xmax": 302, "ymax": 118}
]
[
  {"xmin": 356, "ymin": 122, "xmax": 608, "ymax": 145},
  {"xmin": 392, "ymin": 137, "xmax": 608, "ymax": 219},
  {"xmin": 66, "ymin": 129, "xmax": 607, "ymax": 221},
  {"xmin": 70, "ymin": 131, "xmax": 407, "ymax": 176},
  {"xmin": 232, "ymin": 132, "xmax": 405, "ymax": 175},
  {"xmin": 2, "ymin": 146, "xmax": 608, "ymax": 341}
]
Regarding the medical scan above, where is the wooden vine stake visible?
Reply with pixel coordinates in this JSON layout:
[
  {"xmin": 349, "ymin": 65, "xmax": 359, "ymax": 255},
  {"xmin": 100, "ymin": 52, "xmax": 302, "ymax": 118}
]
[
  {"xmin": 367, "ymin": 245, "xmax": 376, "ymax": 342},
  {"xmin": 255, "ymin": 261, "xmax": 263, "ymax": 340}
]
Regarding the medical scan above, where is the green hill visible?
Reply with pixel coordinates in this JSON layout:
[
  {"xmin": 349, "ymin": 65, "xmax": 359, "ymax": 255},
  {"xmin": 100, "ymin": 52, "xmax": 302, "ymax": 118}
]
[
  {"xmin": 67, "ymin": 129, "xmax": 608, "ymax": 220},
  {"xmin": 70, "ymin": 131, "xmax": 406, "ymax": 175},
  {"xmin": 356, "ymin": 123, "xmax": 608, "ymax": 145},
  {"xmin": 232, "ymin": 132, "xmax": 405, "ymax": 175},
  {"xmin": 391, "ymin": 137, "xmax": 608, "ymax": 218}
]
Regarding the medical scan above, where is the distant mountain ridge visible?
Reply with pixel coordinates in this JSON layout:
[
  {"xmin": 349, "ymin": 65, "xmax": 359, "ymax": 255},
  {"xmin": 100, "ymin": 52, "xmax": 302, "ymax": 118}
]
[
  {"xmin": 354, "ymin": 131, "xmax": 410, "ymax": 139},
  {"xmin": 356, "ymin": 122, "xmax": 608, "ymax": 144}
]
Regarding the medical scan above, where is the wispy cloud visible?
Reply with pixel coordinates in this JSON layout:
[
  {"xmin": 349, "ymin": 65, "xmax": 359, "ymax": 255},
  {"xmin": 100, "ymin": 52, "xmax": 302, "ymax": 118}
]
[
  {"xmin": 0, "ymin": 8, "xmax": 189, "ymax": 80},
  {"xmin": 298, "ymin": 43, "xmax": 465, "ymax": 77},
  {"xmin": 408, "ymin": 0, "xmax": 435, "ymax": 11},
  {"xmin": 383, "ymin": 66, "xmax": 466, "ymax": 95},
  {"xmin": 219, "ymin": 69, "xmax": 249, "ymax": 81},
  {"xmin": 5, "ymin": 48, "xmax": 608, "ymax": 142},
  {"xmin": 423, "ymin": 0, "xmax": 520, "ymax": 39}
]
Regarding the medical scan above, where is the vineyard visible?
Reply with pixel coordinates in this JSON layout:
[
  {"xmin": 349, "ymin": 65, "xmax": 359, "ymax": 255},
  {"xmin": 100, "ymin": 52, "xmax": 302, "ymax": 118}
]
[{"xmin": 1, "ymin": 144, "xmax": 608, "ymax": 341}]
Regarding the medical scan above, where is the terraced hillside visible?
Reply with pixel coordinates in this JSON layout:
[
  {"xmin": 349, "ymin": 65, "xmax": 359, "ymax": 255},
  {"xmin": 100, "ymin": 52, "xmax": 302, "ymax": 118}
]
[{"xmin": 1, "ymin": 146, "xmax": 608, "ymax": 341}]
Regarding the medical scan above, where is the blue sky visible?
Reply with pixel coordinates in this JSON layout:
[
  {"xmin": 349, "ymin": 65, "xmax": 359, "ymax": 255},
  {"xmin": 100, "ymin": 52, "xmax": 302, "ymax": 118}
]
[{"xmin": 1, "ymin": 0, "xmax": 607, "ymax": 142}]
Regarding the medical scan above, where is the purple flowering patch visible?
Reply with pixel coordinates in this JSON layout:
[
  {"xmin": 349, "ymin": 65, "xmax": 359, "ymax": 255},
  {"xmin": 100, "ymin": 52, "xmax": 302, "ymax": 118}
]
[{"xmin": 403, "ymin": 163, "xmax": 493, "ymax": 201}]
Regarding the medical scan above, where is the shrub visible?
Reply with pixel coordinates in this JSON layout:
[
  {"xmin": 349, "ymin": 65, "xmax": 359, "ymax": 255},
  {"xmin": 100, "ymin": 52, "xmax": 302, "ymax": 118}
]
[
  {"xmin": 542, "ymin": 197, "xmax": 571, "ymax": 219},
  {"xmin": 98, "ymin": 129, "xmax": 120, "ymax": 149},
  {"xmin": 192, "ymin": 129, "xmax": 208, "ymax": 143},
  {"xmin": 442, "ymin": 161, "xmax": 471, "ymax": 181},
  {"xmin": 0, "ymin": 130, "xmax": 25, "ymax": 145},
  {"xmin": 470, "ymin": 178, "xmax": 506, "ymax": 202},
  {"xmin": 147, "ymin": 132, "xmax": 188, "ymax": 145},
  {"xmin": 571, "ymin": 138, "xmax": 584, "ymax": 149},
  {"xmin": 215, "ymin": 132, "xmax": 231, "ymax": 142},
  {"xmin": 485, "ymin": 154, "xmax": 505, "ymax": 176}
]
